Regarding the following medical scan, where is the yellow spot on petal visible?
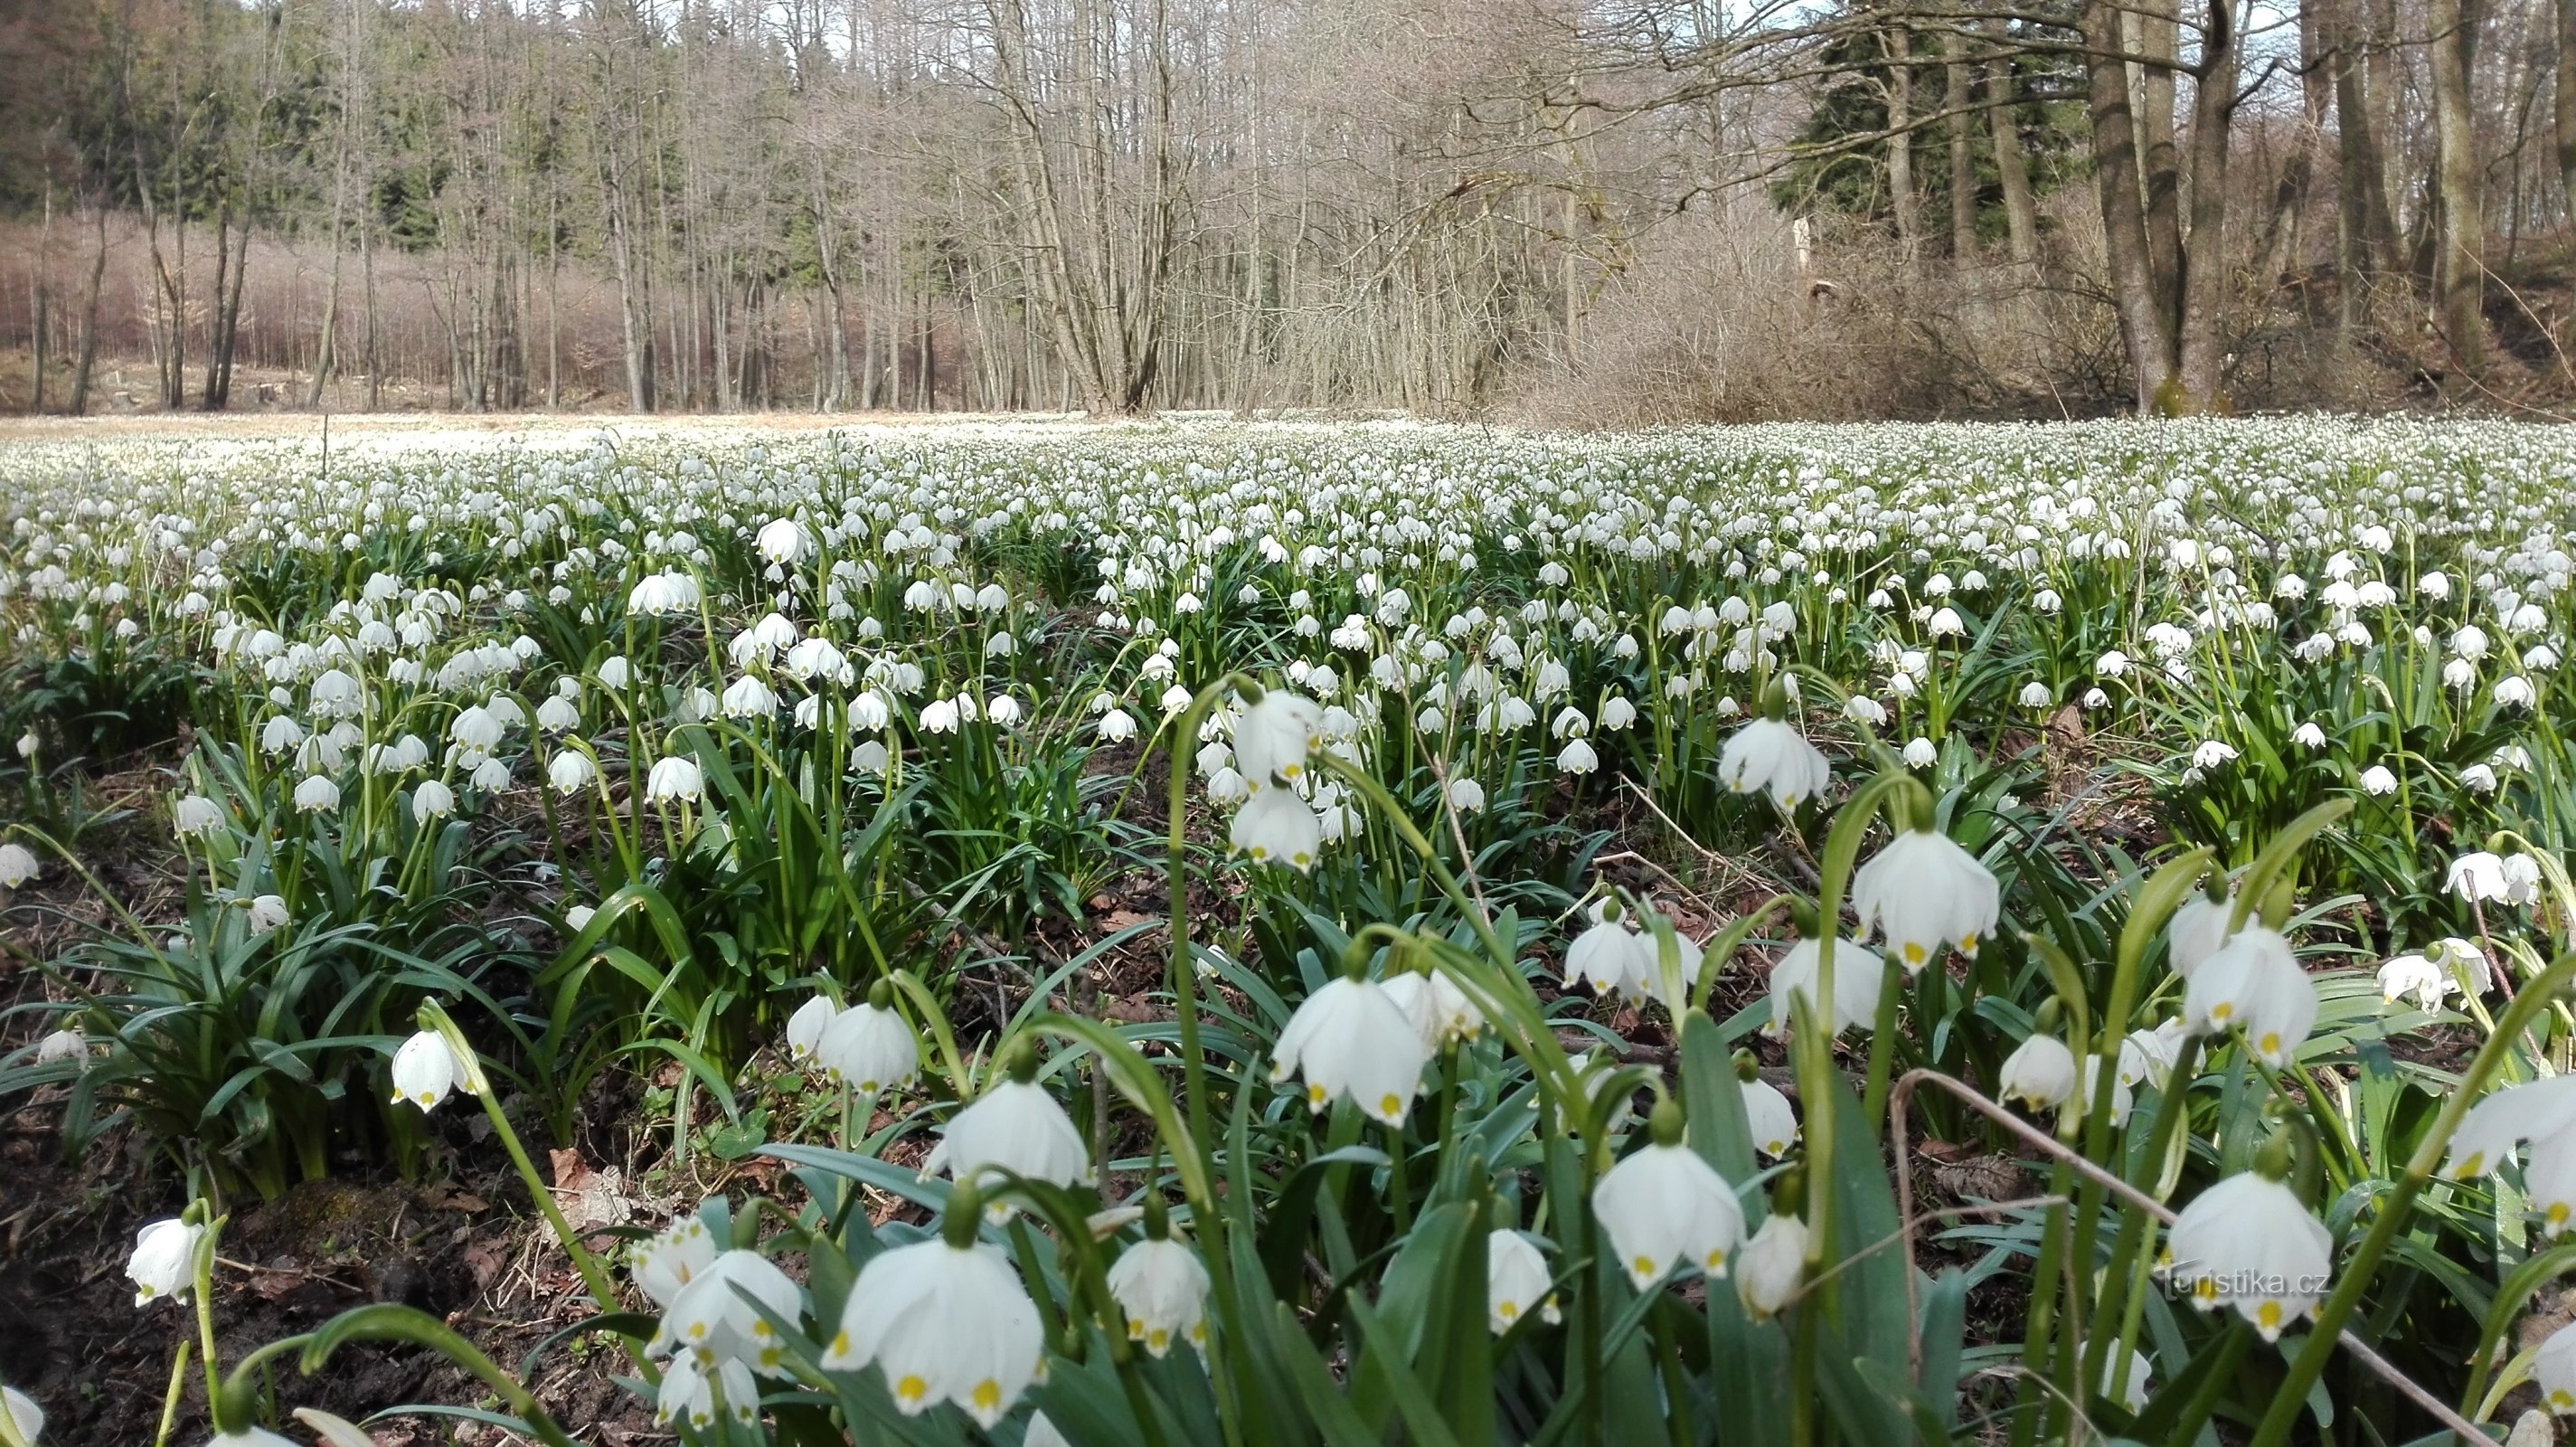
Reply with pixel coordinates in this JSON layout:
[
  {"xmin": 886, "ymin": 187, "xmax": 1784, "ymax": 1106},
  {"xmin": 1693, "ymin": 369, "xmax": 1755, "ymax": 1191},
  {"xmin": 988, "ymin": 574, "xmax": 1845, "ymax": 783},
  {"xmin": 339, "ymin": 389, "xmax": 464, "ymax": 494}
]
[
  {"xmin": 1703, "ymin": 1249, "xmax": 1728, "ymax": 1275},
  {"xmin": 2210, "ymin": 1003, "xmax": 2233, "ymax": 1023},
  {"xmin": 830, "ymin": 1330, "xmax": 851, "ymax": 1357},
  {"xmin": 687, "ymin": 1322, "xmax": 708, "ymax": 1340},
  {"xmin": 1127, "ymin": 1317, "xmax": 1146, "ymax": 1339},
  {"xmin": 1381, "ymin": 1092, "xmax": 1404, "ymax": 1120},
  {"xmin": 2551, "ymin": 1202, "xmax": 2571, "ymax": 1229},
  {"xmin": 2456, "ymin": 1152, "xmax": 2486, "ymax": 1177},
  {"xmin": 2553, "ymin": 1390, "xmax": 2576, "ymax": 1410},
  {"xmin": 2192, "ymin": 1279, "xmax": 2218, "ymax": 1303},
  {"xmin": 894, "ymin": 1375, "xmax": 928, "ymax": 1406},
  {"xmin": 1958, "ymin": 935, "xmax": 1978, "ymax": 955},
  {"xmin": 1633, "ymin": 1255, "xmax": 1658, "ymax": 1279},
  {"xmin": 1497, "ymin": 1300, "xmax": 1520, "ymax": 1321},
  {"xmin": 2256, "ymin": 1300, "xmax": 2283, "ymax": 1334},
  {"xmin": 971, "ymin": 1380, "xmax": 1003, "ymax": 1414},
  {"xmin": 752, "ymin": 1320, "xmax": 774, "ymax": 1339},
  {"xmin": 1307, "ymin": 1083, "xmax": 1327, "ymax": 1108},
  {"xmin": 1901, "ymin": 942, "xmax": 1926, "ymax": 965},
  {"xmin": 1147, "ymin": 1328, "xmax": 1171, "ymax": 1352},
  {"xmin": 2257, "ymin": 1032, "xmax": 2281, "ymax": 1058}
]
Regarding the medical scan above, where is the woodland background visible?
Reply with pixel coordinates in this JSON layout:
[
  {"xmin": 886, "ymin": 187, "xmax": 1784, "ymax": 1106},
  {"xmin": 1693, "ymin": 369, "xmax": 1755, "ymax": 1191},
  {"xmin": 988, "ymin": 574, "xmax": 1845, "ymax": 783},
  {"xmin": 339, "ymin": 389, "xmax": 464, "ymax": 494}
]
[{"xmin": 0, "ymin": 0, "xmax": 2562, "ymax": 423}]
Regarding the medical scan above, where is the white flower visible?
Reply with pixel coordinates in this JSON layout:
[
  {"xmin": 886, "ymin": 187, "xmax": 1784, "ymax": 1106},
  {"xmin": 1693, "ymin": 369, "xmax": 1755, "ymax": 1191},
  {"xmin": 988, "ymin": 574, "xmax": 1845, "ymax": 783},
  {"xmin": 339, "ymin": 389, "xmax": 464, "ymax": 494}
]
[
  {"xmin": 2448, "ymin": 1075, "xmax": 2576, "ymax": 1182},
  {"xmin": 2358, "ymin": 764, "xmax": 2398, "ymax": 795},
  {"xmin": 411, "ymin": 780, "xmax": 456, "ymax": 820},
  {"xmin": 1564, "ymin": 916, "xmax": 1658, "ymax": 997},
  {"xmin": 1592, "ymin": 1139, "xmax": 1747, "ymax": 1287},
  {"xmin": 2462, "ymin": 762, "xmax": 2499, "ymax": 792},
  {"xmin": 2017, "ymin": 681, "xmax": 2052, "ymax": 708},
  {"xmin": 919, "ymin": 698, "xmax": 961, "ymax": 733},
  {"xmin": 1231, "ymin": 787, "xmax": 1322, "ymax": 870},
  {"xmin": 2097, "ymin": 1348, "xmax": 2154, "ymax": 1412},
  {"xmin": 2183, "ymin": 926, "xmax": 2317, "ymax": 1065},
  {"xmin": 2289, "ymin": 721, "xmax": 2327, "ymax": 750},
  {"xmin": 1487, "ymin": 1229, "xmax": 1560, "ymax": 1332},
  {"xmin": 565, "ymin": 904, "xmax": 596, "ymax": 932},
  {"xmin": 1764, "ymin": 936, "xmax": 1884, "ymax": 1039},
  {"xmin": 2163, "ymin": 1171, "xmax": 2332, "ymax": 1339},
  {"xmin": 390, "ymin": 1029, "xmax": 477, "ymax": 1111},
  {"xmin": 245, "ymin": 894, "xmax": 289, "ymax": 934},
  {"xmin": 127, "ymin": 1217, "xmax": 205, "ymax": 1307},
  {"xmin": 822, "ymin": 1235, "xmax": 1044, "ymax": 1427},
  {"xmin": 35, "ymin": 1028, "xmax": 86, "ymax": 1067},
  {"xmin": 1742, "ymin": 1076, "xmax": 1798, "ymax": 1157},
  {"xmin": 646, "ymin": 755, "xmax": 705, "ymax": 804},
  {"xmin": 722, "ymin": 675, "xmax": 778, "ymax": 719},
  {"xmin": 598, "ymin": 655, "xmax": 633, "ymax": 690},
  {"xmin": 1098, "ymin": 708, "xmax": 1138, "ymax": 743},
  {"xmin": 2377, "ymin": 941, "xmax": 2488, "ymax": 1010},
  {"xmin": 1446, "ymin": 776, "xmax": 1486, "ymax": 813},
  {"xmin": 923, "ymin": 1074, "xmax": 1093, "ymax": 1204},
  {"xmin": 293, "ymin": 775, "xmax": 341, "ymax": 813},
  {"xmin": 783, "ymin": 996, "xmax": 837, "ymax": 1062},
  {"xmin": 757, "ymin": 517, "xmax": 809, "ymax": 565},
  {"xmin": 0, "ymin": 844, "xmax": 37, "ymax": 888},
  {"xmin": 1998, "ymin": 1033, "xmax": 2079, "ymax": 1111},
  {"xmin": 1234, "ymin": 690, "xmax": 1323, "ymax": 789},
  {"xmin": 549, "ymin": 750, "xmax": 598, "ymax": 794},
  {"xmin": 2504, "ymin": 855, "xmax": 2544, "ymax": 905},
  {"xmin": 1901, "ymin": 736, "xmax": 1936, "ymax": 768},
  {"xmin": 1270, "ymin": 976, "xmax": 1430, "ymax": 1126},
  {"xmin": 628, "ymin": 570, "xmax": 703, "ymax": 615},
  {"xmin": 174, "ymin": 794, "xmax": 223, "ymax": 837},
  {"xmin": 1379, "ymin": 969, "xmax": 1486, "ymax": 1050},
  {"xmin": 815, "ymin": 999, "xmax": 921, "ymax": 1094},
  {"xmin": 1556, "ymin": 738, "xmax": 1599, "ymax": 774},
  {"xmin": 653, "ymin": 1248, "xmax": 803, "ymax": 1372},
  {"xmin": 1733, "ymin": 1213, "xmax": 1808, "ymax": 1321},
  {"xmin": 631, "ymin": 1213, "xmax": 718, "ymax": 1308},
  {"xmin": 1600, "ymin": 695, "xmax": 1638, "ymax": 731},
  {"xmin": 1027, "ymin": 1412, "xmax": 1072, "ymax": 1447},
  {"xmin": 2538, "ymin": 1323, "xmax": 2576, "ymax": 1414},
  {"xmin": 5, "ymin": 1386, "xmax": 41, "ymax": 1445},
  {"xmin": 1716, "ymin": 718, "xmax": 1830, "ymax": 810},
  {"xmin": 2190, "ymin": 740, "xmax": 2238, "ymax": 771},
  {"xmin": 1105, "ymin": 1235, "xmax": 1210, "ymax": 1357},
  {"xmin": 656, "ymin": 1352, "xmax": 760, "ymax": 1430},
  {"xmin": 2167, "ymin": 894, "xmax": 2234, "ymax": 978},
  {"xmin": 1851, "ymin": 829, "xmax": 1999, "ymax": 970}
]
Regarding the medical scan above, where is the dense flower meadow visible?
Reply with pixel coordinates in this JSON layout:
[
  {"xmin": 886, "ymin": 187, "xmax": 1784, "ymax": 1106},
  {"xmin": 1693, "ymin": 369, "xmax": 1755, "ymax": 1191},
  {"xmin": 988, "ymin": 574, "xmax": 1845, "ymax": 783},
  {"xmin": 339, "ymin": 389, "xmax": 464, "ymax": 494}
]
[{"xmin": 1, "ymin": 415, "xmax": 2573, "ymax": 1447}]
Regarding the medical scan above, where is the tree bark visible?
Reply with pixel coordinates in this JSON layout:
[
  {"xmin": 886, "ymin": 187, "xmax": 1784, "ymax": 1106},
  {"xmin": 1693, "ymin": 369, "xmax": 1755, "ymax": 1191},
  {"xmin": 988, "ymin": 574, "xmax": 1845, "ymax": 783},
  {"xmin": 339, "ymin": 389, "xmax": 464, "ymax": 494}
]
[
  {"xmin": 1945, "ymin": 34, "xmax": 1976, "ymax": 262},
  {"xmin": 2428, "ymin": 0, "xmax": 2484, "ymax": 377},
  {"xmin": 1986, "ymin": 59, "xmax": 2040, "ymax": 264},
  {"xmin": 2172, "ymin": 0, "xmax": 2240, "ymax": 409},
  {"xmin": 2560, "ymin": 0, "xmax": 2576, "ymax": 218},
  {"xmin": 1884, "ymin": 21, "xmax": 1920, "ymax": 260},
  {"xmin": 2086, "ymin": 0, "xmax": 2178, "ymax": 409}
]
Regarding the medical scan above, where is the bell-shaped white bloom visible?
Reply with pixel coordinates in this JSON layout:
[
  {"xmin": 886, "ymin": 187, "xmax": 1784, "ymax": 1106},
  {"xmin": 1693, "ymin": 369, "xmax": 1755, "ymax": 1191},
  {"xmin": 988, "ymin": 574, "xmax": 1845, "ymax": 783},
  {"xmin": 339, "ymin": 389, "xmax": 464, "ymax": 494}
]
[
  {"xmin": 293, "ymin": 775, "xmax": 341, "ymax": 813},
  {"xmin": 1486, "ymin": 1229, "xmax": 1559, "ymax": 1332},
  {"xmin": 652, "ymin": 1248, "xmax": 803, "ymax": 1371},
  {"xmin": 36, "ymin": 1028, "xmax": 86, "ymax": 1067},
  {"xmin": 2536, "ymin": 1321, "xmax": 2576, "ymax": 1414},
  {"xmin": 922, "ymin": 1076, "xmax": 1093, "ymax": 1203},
  {"xmin": 1902, "ymin": 736, "xmax": 1937, "ymax": 768},
  {"xmin": 815, "ymin": 1000, "xmax": 921, "ymax": 1095},
  {"xmin": 173, "ymin": 794, "xmax": 223, "ymax": 837},
  {"xmin": 1742, "ymin": 1076, "xmax": 1798, "ymax": 1158},
  {"xmin": 2163, "ymin": 1171, "xmax": 2332, "ymax": 1339},
  {"xmin": 390, "ymin": 1029, "xmax": 477, "ymax": 1111},
  {"xmin": 127, "ymin": 1217, "xmax": 205, "ymax": 1307},
  {"xmin": 0, "ymin": 843, "xmax": 36, "ymax": 889},
  {"xmin": 1270, "ymin": 976, "xmax": 1430, "ymax": 1126},
  {"xmin": 1564, "ymin": 916, "xmax": 1657, "ymax": 996},
  {"xmin": 783, "ymin": 996, "xmax": 837, "ymax": 1063},
  {"xmin": 823, "ymin": 1236, "xmax": 1044, "ymax": 1427},
  {"xmin": 1593, "ymin": 1140, "xmax": 1747, "ymax": 1287},
  {"xmin": 245, "ymin": 894, "xmax": 290, "ymax": 934},
  {"xmin": 2183, "ymin": 926, "xmax": 2317, "ymax": 1065},
  {"xmin": 598, "ymin": 655, "xmax": 633, "ymax": 690},
  {"xmin": 411, "ymin": 780, "xmax": 456, "ymax": 820},
  {"xmin": 2448, "ymin": 1075, "xmax": 2576, "ymax": 1181},
  {"xmin": 1851, "ymin": 828, "xmax": 2000, "ymax": 970},
  {"xmin": 2096, "ymin": 1348, "xmax": 2154, "ymax": 1412},
  {"xmin": 1106, "ymin": 1235, "xmax": 1210, "ymax": 1357},
  {"xmin": 1234, "ymin": 690, "xmax": 1323, "ymax": 790},
  {"xmin": 1556, "ymin": 737, "xmax": 1600, "ymax": 774},
  {"xmin": 757, "ymin": 517, "xmax": 810, "ymax": 565},
  {"xmin": 1231, "ymin": 787, "xmax": 1322, "ymax": 871},
  {"xmin": 5, "ymin": 1386, "xmax": 41, "ymax": 1444},
  {"xmin": 1733, "ymin": 1213, "xmax": 1808, "ymax": 1321},
  {"xmin": 1446, "ymin": 776, "xmax": 1486, "ymax": 813},
  {"xmin": 2449, "ymin": 851, "xmax": 2515, "ymax": 903},
  {"xmin": 1027, "ymin": 1412, "xmax": 1072, "ymax": 1447},
  {"xmin": 646, "ymin": 755, "xmax": 704, "ymax": 804},
  {"xmin": 722, "ymin": 675, "xmax": 779, "ymax": 719},
  {"xmin": 656, "ymin": 1350, "xmax": 760, "ymax": 1430},
  {"xmin": 1998, "ymin": 1033, "xmax": 2079, "ymax": 1111},
  {"xmin": 548, "ymin": 749, "xmax": 598, "ymax": 794},
  {"xmin": 2168, "ymin": 894, "xmax": 2234, "ymax": 977},
  {"xmin": 1764, "ymin": 936, "xmax": 1885, "ymax": 1039},
  {"xmin": 1717, "ymin": 718, "xmax": 1830, "ymax": 809},
  {"xmin": 1379, "ymin": 969, "xmax": 1486, "ymax": 1050},
  {"xmin": 631, "ymin": 1213, "xmax": 718, "ymax": 1309}
]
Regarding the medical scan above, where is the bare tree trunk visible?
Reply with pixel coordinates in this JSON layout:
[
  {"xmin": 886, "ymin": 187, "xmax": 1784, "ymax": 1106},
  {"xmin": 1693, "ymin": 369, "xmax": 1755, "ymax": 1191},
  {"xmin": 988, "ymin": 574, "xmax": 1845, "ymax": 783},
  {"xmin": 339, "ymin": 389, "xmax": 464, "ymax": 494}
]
[
  {"xmin": 1986, "ymin": 60, "xmax": 2041, "ymax": 264},
  {"xmin": 2137, "ymin": 0, "xmax": 2184, "ymax": 324},
  {"xmin": 2172, "ymin": 0, "xmax": 2239, "ymax": 409},
  {"xmin": 1945, "ymin": 34, "xmax": 1976, "ymax": 262},
  {"xmin": 2428, "ymin": 0, "xmax": 2484, "ymax": 377},
  {"xmin": 1884, "ymin": 21, "xmax": 1919, "ymax": 260},
  {"xmin": 2255, "ymin": 0, "xmax": 2331, "ymax": 289},
  {"xmin": 2086, "ymin": 0, "xmax": 2179, "ymax": 409},
  {"xmin": 2560, "ymin": 0, "xmax": 2576, "ymax": 216},
  {"xmin": 70, "ymin": 205, "xmax": 109, "ymax": 414}
]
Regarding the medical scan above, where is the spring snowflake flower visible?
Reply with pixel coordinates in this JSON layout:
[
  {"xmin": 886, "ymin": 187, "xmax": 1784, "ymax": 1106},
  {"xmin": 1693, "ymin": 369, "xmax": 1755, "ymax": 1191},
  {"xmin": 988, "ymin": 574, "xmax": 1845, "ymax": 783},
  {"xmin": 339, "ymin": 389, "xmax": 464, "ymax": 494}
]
[
  {"xmin": 2290, "ymin": 722, "xmax": 2326, "ymax": 749},
  {"xmin": 1599, "ymin": 695, "xmax": 1638, "ymax": 731},
  {"xmin": 173, "ymin": 794, "xmax": 222, "ymax": 837},
  {"xmin": 2163, "ymin": 1170, "xmax": 2333, "ymax": 1339},
  {"xmin": 1717, "ymin": 718, "xmax": 1830, "ymax": 810},
  {"xmin": 757, "ymin": 518, "xmax": 810, "ymax": 565},
  {"xmin": 4, "ymin": 1385, "xmax": 40, "ymax": 1444},
  {"xmin": 1997, "ymin": 1029, "xmax": 2079, "ymax": 1111},
  {"xmin": 815, "ymin": 988, "xmax": 921, "ymax": 1095},
  {"xmin": 2537, "ymin": 1322, "xmax": 2576, "ymax": 1414},
  {"xmin": 657, "ymin": 1351, "xmax": 760, "ymax": 1431},
  {"xmin": 822, "ymin": 1204, "xmax": 1045, "ymax": 1427},
  {"xmin": 1592, "ymin": 1104, "xmax": 1747, "ymax": 1288},
  {"xmin": 652, "ymin": 1248, "xmax": 802, "ymax": 1372},
  {"xmin": 2189, "ymin": 740, "xmax": 2238, "ymax": 771},
  {"xmin": 1742, "ymin": 1075, "xmax": 1798, "ymax": 1158},
  {"xmin": 1487, "ymin": 1229, "xmax": 1559, "ymax": 1332},
  {"xmin": 293, "ymin": 775, "xmax": 341, "ymax": 813},
  {"xmin": 1234, "ymin": 689, "xmax": 1323, "ymax": 789},
  {"xmin": 1097, "ymin": 708, "xmax": 1138, "ymax": 743},
  {"xmin": 390, "ymin": 1029, "xmax": 478, "ymax": 1111},
  {"xmin": 1733, "ymin": 1213, "xmax": 1808, "ymax": 1321},
  {"xmin": 549, "ymin": 750, "xmax": 598, "ymax": 794},
  {"xmin": 1379, "ymin": 968, "xmax": 1486, "ymax": 1050},
  {"xmin": 628, "ymin": 570, "xmax": 703, "ymax": 616},
  {"xmin": 0, "ymin": 844, "xmax": 38, "ymax": 888},
  {"xmin": 411, "ymin": 780, "xmax": 456, "ymax": 820},
  {"xmin": 2184, "ymin": 926, "xmax": 2317, "ymax": 1066},
  {"xmin": 2448, "ymin": 1079, "xmax": 2576, "ymax": 1239},
  {"xmin": 127, "ymin": 1217, "xmax": 204, "ymax": 1307},
  {"xmin": 1902, "ymin": 736, "xmax": 1936, "ymax": 768},
  {"xmin": 632, "ymin": 1214, "xmax": 718, "ymax": 1308},
  {"xmin": 36, "ymin": 1029, "xmax": 86, "ymax": 1067},
  {"xmin": 2447, "ymin": 851, "xmax": 2516, "ymax": 903},
  {"xmin": 1764, "ymin": 935, "xmax": 1885, "ymax": 1039},
  {"xmin": 1271, "ymin": 974, "xmax": 1429, "ymax": 1126},
  {"xmin": 922, "ymin": 1059, "xmax": 1091, "ymax": 1212},
  {"xmin": 1851, "ymin": 828, "xmax": 1999, "ymax": 970},
  {"xmin": 2167, "ymin": 892, "xmax": 2234, "ymax": 977},
  {"xmin": 1106, "ymin": 1233, "xmax": 1209, "ymax": 1357},
  {"xmin": 1231, "ymin": 787, "xmax": 1322, "ymax": 870},
  {"xmin": 646, "ymin": 755, "xmax": 705, "ymax": 804},
  {"xmin": 245, "ymin": 894, "xmax": 290, "ymax": 934},
  {"xmin": 783, "ymin": 996, "xmax": 837, "ymax": 1062}
]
